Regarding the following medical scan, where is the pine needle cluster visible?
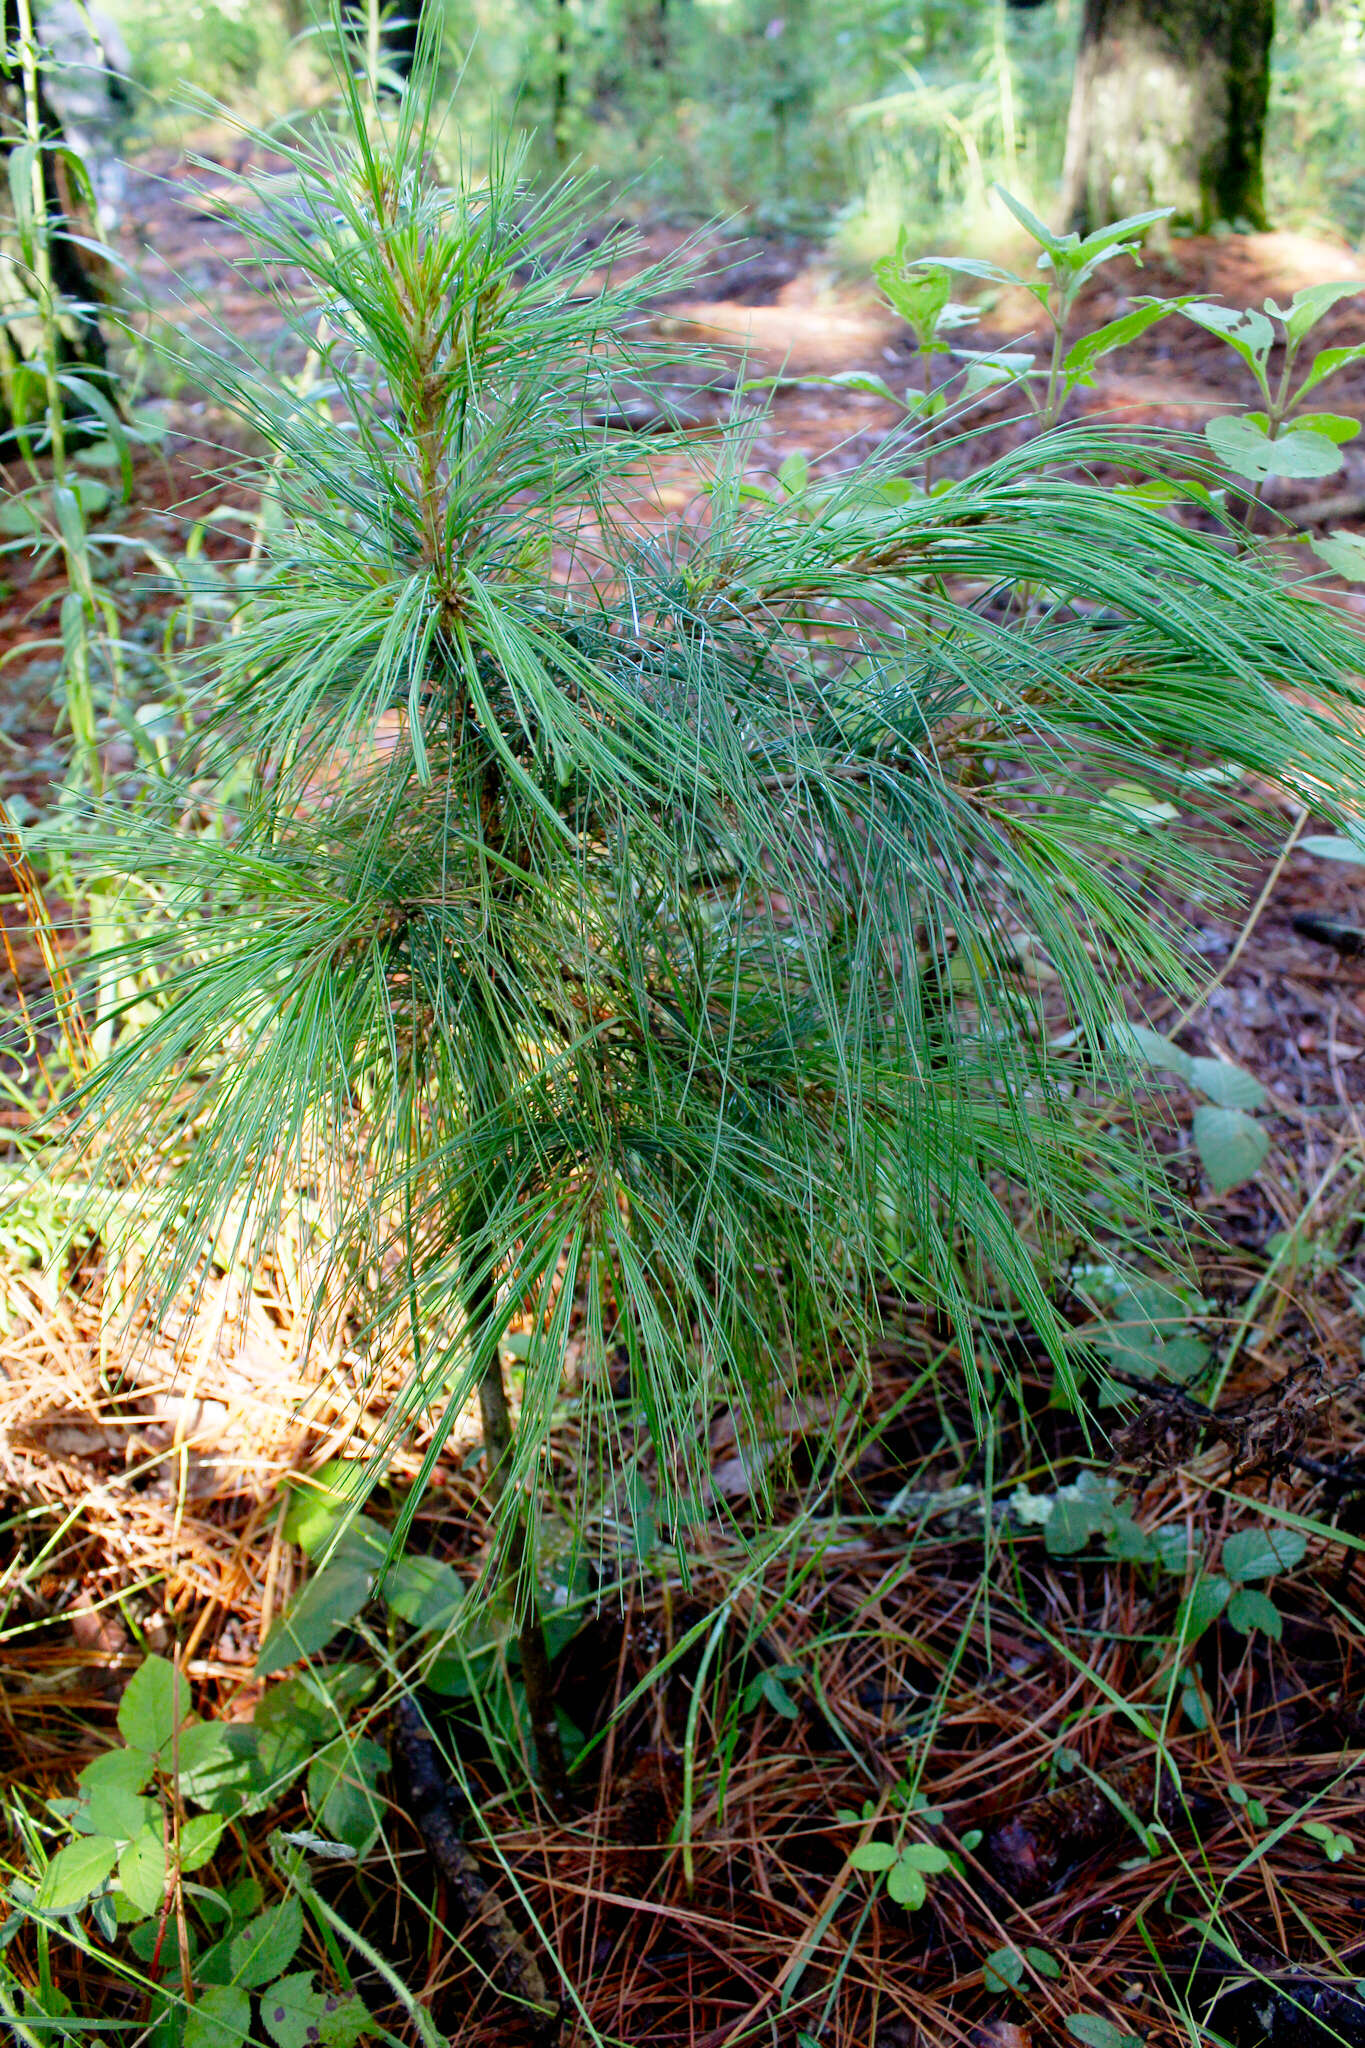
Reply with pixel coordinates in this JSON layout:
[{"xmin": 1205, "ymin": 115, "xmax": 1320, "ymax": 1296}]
[{"xmin": 53, "ymin": 65, "xmax": 1365, "ymax": 1583}]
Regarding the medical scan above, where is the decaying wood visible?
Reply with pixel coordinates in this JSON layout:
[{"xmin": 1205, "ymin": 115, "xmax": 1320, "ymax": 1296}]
[
  {"xmin": 394, "ymin": 1694, "xmax": 559, "ymax": 2042},
  {"xmin": 980, "ymin": 1755, "xmax": 1180, "ymax": 1903}
]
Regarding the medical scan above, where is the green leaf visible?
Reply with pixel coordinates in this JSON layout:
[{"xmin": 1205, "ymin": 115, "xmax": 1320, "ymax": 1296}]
[
  {"xmin": 1062, "ymin": 300, "xmax": 1186, "ymax": 385},
  {"xmin": 885, "ymin": 1858, "xmax": 928, "ymax": 1908},
  {"xmin": 384, "ymin": 1555, "xmax": 463, "ymax": 1632},
  {"xmin": 181, "ymin": 1813, "xmax": 226, "ymax": 1871},
  {"xmin": 1298, "ymin": 341, "xmax": 1365, "ymax": 401},
  {"xmin": 281, "ymin": 1468, "xmax": 383, "ymax": 1559},
  {"xmin": 118, "ymin": 1657, "xmax": 192, "ymax": 1761},
  {"xmin": 1107, "ymin": 1515, "xmax": 1156, "ymax": 1563},
  {"xmin": 984, "ymin": 1947, "xmax": 1024, "ymax": 1993},
  {"xmin": 1188, "ymin": 1057, "xmax": 1266, "ymax": 1111},
  {"xmin": 1205, "ymin": 414, "xmax": 1342, "ymax": 481},
  {"xmin": 1222, "ymin": 1527, "xmax": 1307, "ymax": 1581},
  {"xmin": 1192, "ymin": 1106, "xmax": 1270, "ymax": 1192},
  {"xmin": 175, "ymin": 1720, "xmax": 256, "ymax": 1810},
  {"xmin": 1045, "ymin": 1496, "xmax": 1107, "ymax": 1554},
  {"xmin": 1182, "ymin": 302, "xmax": 1275, "ymax": 373},
  {"xmin": 1075, "ymin": 207, "xmax": 1173, "ymax": 255},
  {"xmin": 1065, "ymin": 2016, "xmax": 1144, "ymax": 2048},
  {"xmin": 992, "ymin": 185, "xmax": 1072, "ymax": 260},
  {"xmin": 260, "ymin": 1972, "xmax": 372, "ymax": 2048},
  {"xmin": 1311, "ymin": 532, "xmax": 1365, "ymax": 583},
  {"xmin": 1302, "ymin": 1820, "xmax": 1354, "ymax": 1862},
  {"xmin": 1109, "ymin": 1022, "xmax": 1192, "ymax": 1081},
  {"xmin": 876, "ymin": 260, "xmax": 953, "ymax": 341},
  {"xmin": 1175, "ymin": 1574, "xmax": 1231, "ymax": 1646},
  {"xmin": 1151, "ymin": 1527, "xmax": 1191, "ymax": 1575},
  {"xmin": 898, "ymin": 1842, "xmax": 952, "ymax": 1872},
  {"xmin": 119, "ymin": 1828, "xmax": 168, "ymax": 1916},
  {"xmin": 1271, "ymin": 281, "xmax": 1361, "ymax": 347},
  {"xmin": 1025, "ymin": 1945, "xmax": 1063, "ymax": 1979},
  {"xmin": 307, "ymin": 1738, "xmax": 388, "ymax": 1853},
  {"xmin": 1102, "ymin": 783, "xmax": 1178, "ymax": 826},
  {"xmin": 185, "ymin": 1985, "xmax": 252, "ymax": 2048},
  {"xmin": 777, "ymin": 452, "xmax": 809, "ymax": 497},
  {"xmin": 78, "ymin": 1749, "xmax": 155, "ymax": 1840},
  {"xmin": 849, "ymin": 1840, "xmax": 898, "ymax": 1872},
  {"xmin": 1227, "ymin": 1588, "xmax": 1281, "ymax": 1639},
  {"xmin": 257, "ymin": 1559, "xmax": 374, "ymax": 1675},
  {"xmin": 228, "ymin": 1898, "xmax": 305, "ymax": 1989},
  {"xmin": 34, "ymin": 1835, "xmax": 118, "ymax": 1913},
  {"xmin": 1293, "ymin": 412, "xmax": 1359, "ymax": 445}
]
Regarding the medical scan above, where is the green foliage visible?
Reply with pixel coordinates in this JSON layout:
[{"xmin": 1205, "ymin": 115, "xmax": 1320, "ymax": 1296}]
[
  {"xmin": 14, "ymin": 1653, "xmax": 376, "ymax": 2046},
  {"xmin": 983, "ymin": 1944, "xmax": 1062, "ymax": 1995},
  {"xmin": 43, "ymin": 56, "xmax": 1365, "ymax": 1608},
  {"xmin": 1180, "ymin": 285, "xmax": 1365, "ymax": 539},
  {"xmin": 1112, "ymin": 1023, "xmax": 1272, "ymax": 1196}
]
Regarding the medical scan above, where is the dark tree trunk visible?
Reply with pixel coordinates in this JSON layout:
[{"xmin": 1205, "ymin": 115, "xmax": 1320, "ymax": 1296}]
[
  {"xmin": 1060, "ymin": 0, "xmax": 1274, "ymax": 234},
  {"xmin": 0, "ymin": 0, "xmax": 113, "ymax": 446}
]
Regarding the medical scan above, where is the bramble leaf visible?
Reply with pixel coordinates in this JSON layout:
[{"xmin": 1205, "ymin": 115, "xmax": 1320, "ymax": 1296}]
[{"xmin": 1193, "ymin": 1106, "xmax": 1270, "ymax": 1192}]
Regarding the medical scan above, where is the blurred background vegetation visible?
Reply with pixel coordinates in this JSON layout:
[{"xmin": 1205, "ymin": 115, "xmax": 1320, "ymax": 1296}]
[{"xmin": 103, "ymin": 0, "xmax": 1365, "ymax": 258}]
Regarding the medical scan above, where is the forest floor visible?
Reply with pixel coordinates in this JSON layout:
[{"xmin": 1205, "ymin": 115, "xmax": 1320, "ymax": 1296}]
[{"xmin": 1, "ymin": 144, "xmax": 1365, "ymax": 2048}]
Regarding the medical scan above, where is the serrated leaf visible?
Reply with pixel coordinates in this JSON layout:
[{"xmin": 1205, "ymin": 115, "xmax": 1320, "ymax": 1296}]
[
  {"xmin": 984, "ymin": 1946, "xmax": 1025, "ymax": 1992},
  {"xmin": 78, "ymin": 1749, "xmax": 155, "ymax": 1840},
  {"xmin": 1205, "ymin": 413, "xmax": 1342, "ymax": 481},
  {"xmin": 118, "ymin": 1829, "xmax": 167, "ymax": 1916},
  {"xmin": 1222, "ymin": 1527, "xmax": 1306, "ymax": 1581},
  {"xmin": 180, "ymin": 1813, "xmax": 225, "ymax": 1871},
  {"xmin": 1188, "ymin": 1057, "xmax": 1267, "ymax": 1111},
  {"xmin": 1193, "ymin": 1106, "xmax": 1270, "ymax": 1192},
  {"xmin": 260, "ymin": 1972, "xmax": 371, "ymax": 2048},
  {"xmin": 1311, "ymin": 532, "xmax": 1365, "ymax": 582},
  {"xmin": 117, "ymin": 1657, "xmax": 191, "ymax": 1761},
  {"xmin": 34, "ymin": 1835, "xmax": 118, "ymax": 1913},
  {"xmin": 1175, "ymin": 1574, "xmax": 1231, "ymax": 1645},
  {"xmin": 228, "ymin": 1899, "xmax": 305, "ymax": 1988},
  {"xmin": 175, "ymin": 1720, "xmax": 257, "ymax": 1810},
  {"xmin": 185, "ymin": 1985, "xmax": 252, "ymax": 2048},
  {"xmin": 885, "ymin": 1858, "xmax": 928, "ymax": 1908},
  {"xmin": 1227, "ymin": 1588, "xmax": 1282, "ymax": 1638},
  {"xmin": 849, "ymin": 1840, "xmax": 898, "ymax": 1872}
]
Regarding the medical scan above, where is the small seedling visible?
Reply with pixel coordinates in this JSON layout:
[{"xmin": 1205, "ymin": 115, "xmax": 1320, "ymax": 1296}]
[
  {"xmin": 848, "ymin": 1835, "xmax": 952, "ymax": 1910},
  {"xmin": 1227, "ymin": 1782, "xmax": 1270, "ymax": 1829},
  {"xmin": 984, "ymin": 1944, "xmax": 1063, "ymax": 1993},
  {"xmin": 1303, "ymin": 1820, "xmax": 1355, "ymax": 1864}
]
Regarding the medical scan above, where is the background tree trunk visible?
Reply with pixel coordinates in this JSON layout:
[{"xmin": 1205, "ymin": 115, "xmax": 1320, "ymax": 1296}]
[
  {"xmin": 1060, "ymin": 0, "xmax": 1274, "ymax": 234},
  {"xmin": 1, "ymin": 0, "xmax": 113, "ymax": 443}
]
